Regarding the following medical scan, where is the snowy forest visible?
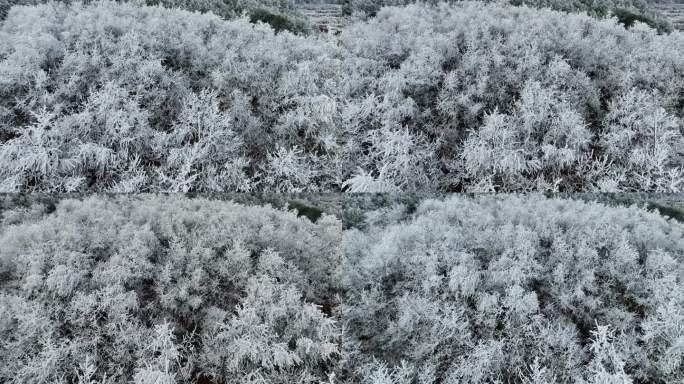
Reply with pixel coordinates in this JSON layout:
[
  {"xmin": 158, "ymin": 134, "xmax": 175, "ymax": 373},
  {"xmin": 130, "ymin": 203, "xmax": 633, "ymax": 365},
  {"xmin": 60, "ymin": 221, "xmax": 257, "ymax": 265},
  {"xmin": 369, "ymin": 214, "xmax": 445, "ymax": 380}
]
[
  {"xmin": 0, "ymin": 195, "xmax": 344, "ymax": 384},
  {"xmin": 0, "ymin": 194, "xmax": 683, "ymax": 383},
  {"xmin": 1, "ymin": 0, "xmax": 684, "ymax": 382},
  {"xmin": 341, "ymin": 194, "xmax": 684, "ymax": 383},
  {"xmin": 0, "ymin": 0, "xmax": 683, "ymax": 192}
]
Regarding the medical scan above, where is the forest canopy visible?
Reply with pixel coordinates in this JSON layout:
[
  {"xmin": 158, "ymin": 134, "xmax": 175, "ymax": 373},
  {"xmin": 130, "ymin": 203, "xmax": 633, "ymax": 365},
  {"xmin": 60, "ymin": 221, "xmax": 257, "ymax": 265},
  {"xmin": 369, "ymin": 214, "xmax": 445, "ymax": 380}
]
[
  {"xmin": 0, "ymin": 1, "xmax": 683, "ymax": 192},
  {"xmin": 1, "ymin": 194, "xmax": 683, "ymax": 383},
  {"xmin": 0, "ymin": 195, "xmax": 342, "ymax": 384},
  {"xmin": 342, "ymin": 194, "xmax": 684, "ymax": 383},
  {"xmin": 347, "ymin": 0, "xmax": 674, "ymax": 32}
]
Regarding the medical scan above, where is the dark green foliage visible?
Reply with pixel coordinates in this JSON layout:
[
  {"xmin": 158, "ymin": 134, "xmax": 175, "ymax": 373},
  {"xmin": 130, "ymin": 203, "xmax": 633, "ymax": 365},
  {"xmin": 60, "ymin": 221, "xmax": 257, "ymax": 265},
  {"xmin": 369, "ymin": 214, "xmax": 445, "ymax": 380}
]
[
  {"xmin": 288, "ymin": 200, "xmax": 324, "ymax": 222},
  {"xmin": 614, "ymin": 6, "xmax": 673, "ymax": 32},
  {"xmin": 249, "ymin": 6, "xmax": 310, "ymax": 34},
  {"xmin": 146, "ymin": 0, "xmax": 242, "ymax": 19},
  {"xmin": 343, "ymin": 0, "xmax": 674, "ymax": 33},
  {"xmin": 647, "ymin": 200, "xmax": 684, "ymax": 222},
  {"xmin": 0, "ymin": 0, "xmax": 10, "ymax": 20},
  {"xmin": 0, "ymin": 0, "xmax": 299, "ymax": 23},
  {"xmin": 571, "ymin": 192, "xmax": 684, "ymax": 222},
  {"xmin": 341, "ymin": 0, "xmax": 352, "ymax": 15},
  {"xmin": 0, "ymin": 194, "xmax": 60, "ymax": 221},
  {"xmin": 0, "ymin": 0, "xmax": 40, "ymax": 20}
]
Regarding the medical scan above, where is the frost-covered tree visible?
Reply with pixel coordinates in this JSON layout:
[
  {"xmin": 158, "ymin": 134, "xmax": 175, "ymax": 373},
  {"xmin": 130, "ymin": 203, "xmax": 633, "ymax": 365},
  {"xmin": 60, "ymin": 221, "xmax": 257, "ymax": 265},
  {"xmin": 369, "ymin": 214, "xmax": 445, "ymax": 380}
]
[
  {"xmin": 341, "ymin": 195, "xmax": 684, "ymax": 383},
  {"xmin": 0, "ymin": 1, "xmax": 338, "ymax": 191},
  {"xmin": 344, "ymin": 0, "xmax": 673, "ymax": 32},
  {"xmin": 0, "ymin": 195, "xmax": 342, "ymax": 383},
  {"xmin": 1, "ymin": 1, "xmax": 683, "ymax": 192},
  {"xmin": 338, "ymin": 2, "xmax": 684, "ymax": 192}
]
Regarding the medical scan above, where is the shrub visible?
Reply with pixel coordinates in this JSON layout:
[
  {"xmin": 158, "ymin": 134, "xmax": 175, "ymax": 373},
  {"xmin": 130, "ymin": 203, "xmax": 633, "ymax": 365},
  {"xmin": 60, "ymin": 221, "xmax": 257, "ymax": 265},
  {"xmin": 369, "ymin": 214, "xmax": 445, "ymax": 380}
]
[
  {"xmin": 145, "ymin": 0, "xmax": 242, "ymax": 19},
  {"xmin": 249, "ymin": 7, "xmax": 310, "ymax": 34},
  {"xmin": 0, "ymin": 0, "xmax": 303, "ymax": 22},
  {"xmin": 343, "ymin": 0, "xmax": 674, "ymax": 32},
  {"xmin": 613, "ymin": 6, "xmax": 673, "ymax": 32}
]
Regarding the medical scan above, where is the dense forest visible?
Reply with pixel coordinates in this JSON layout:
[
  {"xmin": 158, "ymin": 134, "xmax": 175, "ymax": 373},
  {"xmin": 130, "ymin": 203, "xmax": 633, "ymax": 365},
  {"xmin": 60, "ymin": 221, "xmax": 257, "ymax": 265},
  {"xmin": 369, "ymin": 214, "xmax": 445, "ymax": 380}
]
[
  {"xmin": 1, "ymin": 0, "xmax": 682, "ymax": 382},
  {"xmin": 342, "ymin": 195, "xmax": 684, "ymax": 383},
  {"xmin": 0, "ymin": 195, "xmax": 343, "ymax": 384},
  {"xmin": 0, "ymin": 0, "xmax": 682, "ymax": 192},
  {"xmin": 0, "ymin": 194, "xmax": 683, "ymax": 383}
]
